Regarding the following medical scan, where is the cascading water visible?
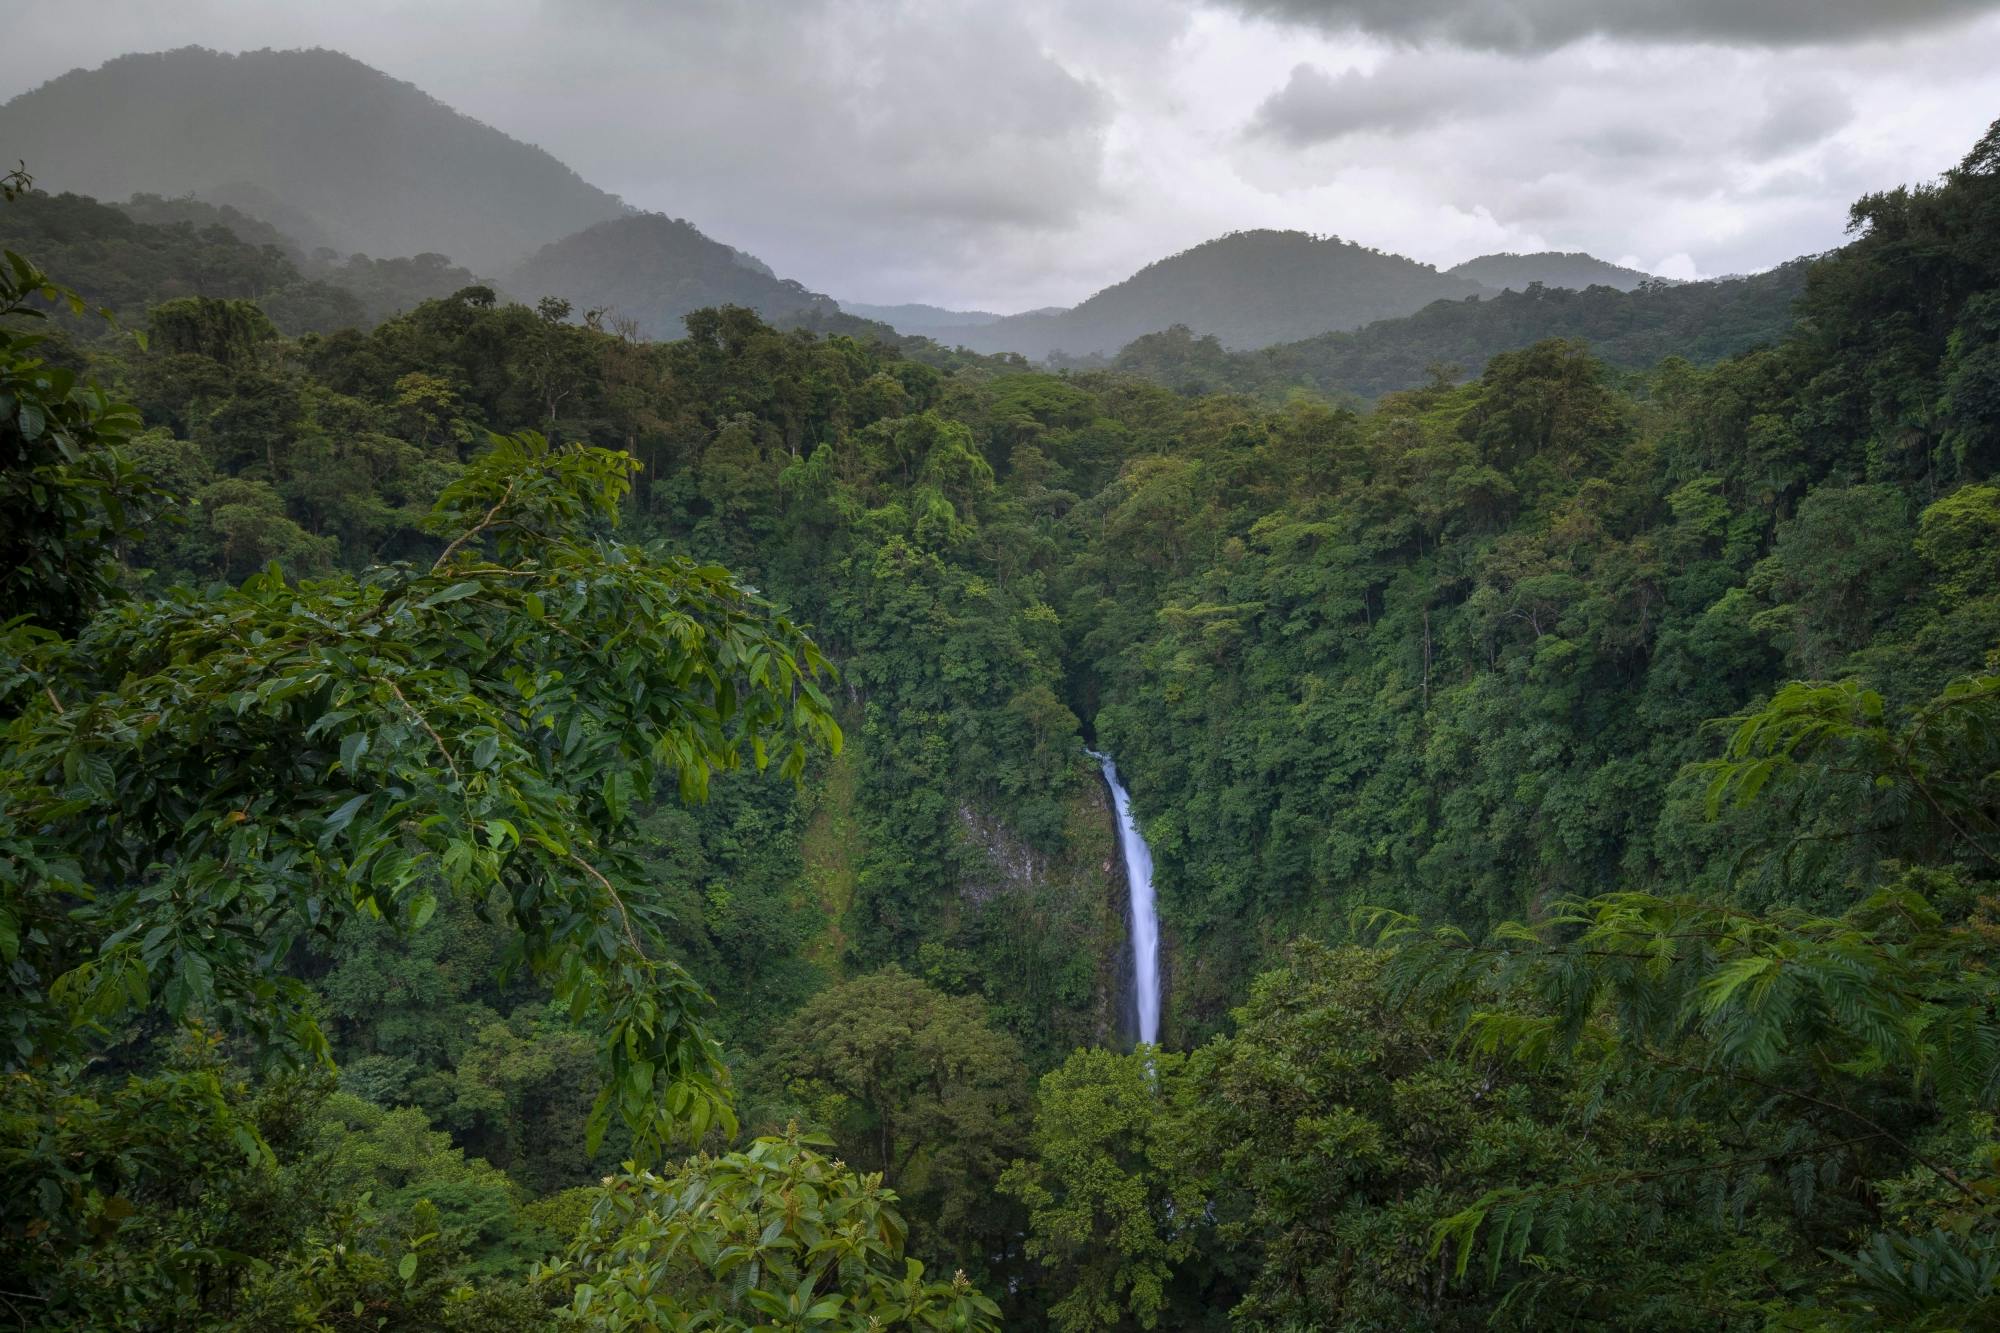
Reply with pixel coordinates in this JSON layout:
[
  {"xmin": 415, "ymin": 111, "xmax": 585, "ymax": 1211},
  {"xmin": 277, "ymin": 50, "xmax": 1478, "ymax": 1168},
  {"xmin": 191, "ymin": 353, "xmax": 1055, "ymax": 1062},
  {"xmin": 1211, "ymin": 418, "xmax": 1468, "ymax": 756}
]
[{"xmin": 1087, "ymin": 749, "xmax": 1161, "ymax": 1047}]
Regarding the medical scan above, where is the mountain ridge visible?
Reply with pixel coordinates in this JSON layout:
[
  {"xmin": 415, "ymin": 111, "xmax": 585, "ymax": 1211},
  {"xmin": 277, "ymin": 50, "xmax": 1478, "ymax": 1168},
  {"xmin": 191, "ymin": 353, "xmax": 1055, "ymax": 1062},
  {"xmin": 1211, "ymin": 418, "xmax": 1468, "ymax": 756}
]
[
  {"xmin": 0, "ymin": 46, "xmax": 627, "ymax": 269},
  {"xmin": 927, "ymin": 229, "xmax": 1491, "ymax": 358},
  {"xmin": 505, "ymin": 213, "xmax": 846, "ymax": 339},
  {"xmin": 1113, "ymin": 259, "xmax": 1809, "ymax": 399},
  {"xmin": 0, "ymin": 47, "xmax": 1725, "ymax": 363}
]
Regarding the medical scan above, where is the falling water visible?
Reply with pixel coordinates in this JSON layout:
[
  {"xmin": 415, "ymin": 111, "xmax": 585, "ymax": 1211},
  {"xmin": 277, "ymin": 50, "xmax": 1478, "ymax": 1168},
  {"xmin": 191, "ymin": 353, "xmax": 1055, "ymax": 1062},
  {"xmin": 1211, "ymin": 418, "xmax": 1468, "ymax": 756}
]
[{"xmin": 1087, "ymin": 748, "xmax": 1160, "ymax": 1047}]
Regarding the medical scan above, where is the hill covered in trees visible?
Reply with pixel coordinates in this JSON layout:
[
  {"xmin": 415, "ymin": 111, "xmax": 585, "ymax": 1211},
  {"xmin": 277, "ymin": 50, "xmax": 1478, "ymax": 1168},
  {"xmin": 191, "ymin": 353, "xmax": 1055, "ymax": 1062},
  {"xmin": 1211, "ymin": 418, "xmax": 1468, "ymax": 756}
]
[
  {"xmin": 1114, "ymin": 258, "xmax": 1809, "ymax": 399},
  {"xmin": 856, "ymin": 252, "xmax": 1661, "ymax": 357},
  {"xmin": 1445, "ymin": 249, "xmax": 1661, "ymax": 291},
  {"xmin": 839, "ymin": 300, "xmax": 1027, "ymax": 342},
  {"xmin": 0, "ymin": 46, "xmax": 627, "ymax": 268},
  {"xmin": 0, "ymin": 186, "xmax": 368, "ymax": 332},
  {"xmin": 506, "ymin": 212, "xmax": 847, "ymax": 340},
  {"xmin": 5, "ymin": 71, "xmax": 2000, "ymax": 1333},
  {"xmin": 0, "ymin": 186, "xmax": 495, "ymax": 332},
  {"xmin": 945, "ymin": 229, "xmax": 1491, "ymax": 358}
]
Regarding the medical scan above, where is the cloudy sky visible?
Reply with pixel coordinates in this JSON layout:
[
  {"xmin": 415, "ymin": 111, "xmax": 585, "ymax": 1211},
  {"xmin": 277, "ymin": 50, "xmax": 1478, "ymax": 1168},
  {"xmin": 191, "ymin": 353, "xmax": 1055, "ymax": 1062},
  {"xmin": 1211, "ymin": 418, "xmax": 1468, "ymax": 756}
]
[{"xmin": 7, "ymin": 0, "xmax": 2000, "ymax": 310}]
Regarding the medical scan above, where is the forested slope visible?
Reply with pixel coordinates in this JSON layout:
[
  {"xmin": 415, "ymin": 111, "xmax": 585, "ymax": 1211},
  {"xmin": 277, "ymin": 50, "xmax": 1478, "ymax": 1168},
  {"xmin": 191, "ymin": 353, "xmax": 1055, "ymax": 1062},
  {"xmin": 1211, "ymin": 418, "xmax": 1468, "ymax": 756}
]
[
  {"xmin": 3, "ymin": 118, "xmax": 1999, "ymax": 1330},
  {"xmin": 505, "ymin": 213, "xmax": 847, "ymax": 340},
  {"xmin": 1114, "ymin": 258, "xmax": 1808, "ymax": 399},
  {"xmin": 0, "ymin": 187, "xmax": 496, "ymax": 333},
  {"xmin": 951, "ymin": 229, "xmax": 1489, "ymax": 358}
]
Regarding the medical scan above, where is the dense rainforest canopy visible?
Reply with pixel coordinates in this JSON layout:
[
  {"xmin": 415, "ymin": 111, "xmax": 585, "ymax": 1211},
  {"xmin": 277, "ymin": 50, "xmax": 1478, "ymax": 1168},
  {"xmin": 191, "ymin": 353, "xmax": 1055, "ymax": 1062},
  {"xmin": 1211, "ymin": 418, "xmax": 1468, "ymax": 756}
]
[{"xmin": 3, "ymin": 115, "xmax": 2000, "ymax": 1329}]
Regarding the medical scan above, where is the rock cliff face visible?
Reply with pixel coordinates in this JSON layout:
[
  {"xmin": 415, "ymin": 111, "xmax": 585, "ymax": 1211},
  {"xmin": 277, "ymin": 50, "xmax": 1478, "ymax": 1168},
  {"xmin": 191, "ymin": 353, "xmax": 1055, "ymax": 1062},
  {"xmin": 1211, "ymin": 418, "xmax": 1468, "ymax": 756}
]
[{"xmin": 953, "ymin": 777, "xmax": 1134, "ymax": 1056}]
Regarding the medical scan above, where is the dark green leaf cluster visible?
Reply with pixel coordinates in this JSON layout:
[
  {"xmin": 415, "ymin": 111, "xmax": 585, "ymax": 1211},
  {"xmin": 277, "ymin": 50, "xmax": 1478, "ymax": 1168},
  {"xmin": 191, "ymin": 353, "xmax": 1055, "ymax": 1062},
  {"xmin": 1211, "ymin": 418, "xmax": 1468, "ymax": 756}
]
[{"xmin": 543, "ymin": 1124, "xmax": 1002, "ymax": 1331}]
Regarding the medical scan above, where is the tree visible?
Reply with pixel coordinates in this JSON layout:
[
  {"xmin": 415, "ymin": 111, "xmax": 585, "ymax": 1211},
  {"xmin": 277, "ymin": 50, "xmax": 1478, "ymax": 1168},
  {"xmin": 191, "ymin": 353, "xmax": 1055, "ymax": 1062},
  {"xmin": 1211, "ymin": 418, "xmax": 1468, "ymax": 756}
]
[
  {"xmin": 147, "ymin": 296, "xmax": 277, "ymax": 366},
  {"xmin": 999, "ymin": 1048, "xmax": 1204, "ymax": 1333},
  {"xmin": 520, "ymin": 297, "xmax": 593, "ymax": 426},
  {"xmin": 541, "ymin": 1125, "xmax": 1002, "ymax": 1331},
  {"xmin": 0, "ymin": 243, "xmax": 156, "ymax": 632},
  {"xmin": 761, "ymin": 969, "xmax": 1030, "ymax": 1273}
]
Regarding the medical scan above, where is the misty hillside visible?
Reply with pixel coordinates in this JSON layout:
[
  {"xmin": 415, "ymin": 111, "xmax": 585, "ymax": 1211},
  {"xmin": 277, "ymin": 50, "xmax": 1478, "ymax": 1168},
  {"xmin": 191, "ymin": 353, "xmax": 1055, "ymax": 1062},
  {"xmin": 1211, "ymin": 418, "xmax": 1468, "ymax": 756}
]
[
  {"xmin": 0, "ymin": 47, "xmax": 626, "ymax": 268},
  {"xmin": 117, "ymin": 192, "xmax": 298, "ymax": 255},
  {"xmin": 947, "ymin": 229, "xmax": 1490, "ymax": 358},
  {"xmin": 506, "ymin": 213, "xmax": 843, "ymax": 338},
  {"xmin": 844, "ymin": 300, "xmax": 1075, "ymax": 345},
  {"xmin": 1445, "ymin": 250, "xmax": 1661, "ymax": 292},
  {"xmin": 1115, "ymin": 259, "xmax": 1809, "ymax": 399},
  {"xmin": 115, "ymin": 192, "xmax": 488, "ymax": 323},
  {"xmin": 841, "ymin": 301, "xmax": 1008, "ymax": 335},
  {"xmin": 0, "ymin": 187, "xmax": 372, "ymax": 332},
  {"xmin": 0, "ymin": 186, "xmax": 506, "ymax": 332}
]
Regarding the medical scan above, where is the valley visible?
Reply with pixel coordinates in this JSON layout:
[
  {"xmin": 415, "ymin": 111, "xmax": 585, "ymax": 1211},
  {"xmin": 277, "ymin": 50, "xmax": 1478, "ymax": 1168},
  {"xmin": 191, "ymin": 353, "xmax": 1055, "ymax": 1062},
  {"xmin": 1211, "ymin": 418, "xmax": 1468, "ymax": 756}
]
[{"xmin": 4, "ymin": 28, "xmax": 1999, "ymax": 1333}]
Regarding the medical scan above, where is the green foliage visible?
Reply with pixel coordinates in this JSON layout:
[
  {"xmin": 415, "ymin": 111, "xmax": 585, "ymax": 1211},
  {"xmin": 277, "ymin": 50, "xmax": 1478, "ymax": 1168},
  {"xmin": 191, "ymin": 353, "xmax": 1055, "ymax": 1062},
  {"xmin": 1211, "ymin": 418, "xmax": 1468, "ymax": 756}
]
[
  {"xmin": 148, "ymin": 296, "xmax": 279, "ymax": 366},
  {"xmin": 0, "ymin": 188, "xmax": 334, "ymax": 332},
  {"xmin": 1, "ymin": 1033, "xmax": 560, "ymax": 1331},
  {"xmin": 1916, "ymin": 482, "xmax": 2000, "ymax": 603},
  {"xmin": 1, "ymin": 420, "xmax": 841, "ymax": 1298},
  {"xmin": 1792, "ymin": 119, "xmax": 2000, "ymax": 487},
  {"xmin": 1356, "ymin": 666, "xmax": 2000, "ymax": 1325},
  {"xmin": 315, "ymin": 1090, "xmax": 558, "ymax": 1278},
  {"xmin": 1000, "ymin": 1048, "xmax": 1207, "ymax": 1332},
  {"xmin": 539, "ymin": 1125, "xmax": 1002, "ymax": 1331},
  {"xmin": 0, "ymin": 241, "xmax": 156, "ymax": 631},
  {"xmin": 1705, "ymin": 672, "xmax": 2000, "ymax": 870},
  {"xmin": 759, "ymin": 969, "xmax": 1030, "ymax": 1288},
  {"xmin": 0, "ymin": 186, "xmax": 478, "ymax": 338}
]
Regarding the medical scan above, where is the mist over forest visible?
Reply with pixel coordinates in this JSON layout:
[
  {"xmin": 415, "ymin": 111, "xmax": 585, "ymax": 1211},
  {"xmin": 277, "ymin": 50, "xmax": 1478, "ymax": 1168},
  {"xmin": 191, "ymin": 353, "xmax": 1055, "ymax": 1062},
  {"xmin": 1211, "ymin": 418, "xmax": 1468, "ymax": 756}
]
[{"xmin": 6, "ymin": 10, "xmax": 2000, "ymax": 1331}]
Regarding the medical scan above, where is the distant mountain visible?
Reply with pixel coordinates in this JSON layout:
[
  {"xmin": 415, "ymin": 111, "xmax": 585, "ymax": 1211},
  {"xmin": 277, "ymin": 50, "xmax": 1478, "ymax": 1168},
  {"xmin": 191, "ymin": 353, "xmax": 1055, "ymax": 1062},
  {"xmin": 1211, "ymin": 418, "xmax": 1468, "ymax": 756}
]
[
  {"xmin": 842, "ymin": 301, "xmax": 1074, "ymax": 345},
  {"xmin": 0, "ymin": 46, "xmax": 627, "ymax": 269},
  {"xmin": 1445, "ymin": 251, "xmax": 1661, "ymax": 293},
  {"xmin": 843, "ymin": 302, "xmax": 1008, "ymax": 329},
  {"xmin": 841, "ymin": 302, "xmax": 1009, "ymax": 343},
  {"xmin": 506, "ymin": 213, "xmax": 844, "ymax": 339},
  {"xmin": 944, "ymin": 230, "xmax": 1490, "ymax": 359},
  {"xmin": 1115, "ymin": 261, "xmax": 1809, "ymax": 400}
]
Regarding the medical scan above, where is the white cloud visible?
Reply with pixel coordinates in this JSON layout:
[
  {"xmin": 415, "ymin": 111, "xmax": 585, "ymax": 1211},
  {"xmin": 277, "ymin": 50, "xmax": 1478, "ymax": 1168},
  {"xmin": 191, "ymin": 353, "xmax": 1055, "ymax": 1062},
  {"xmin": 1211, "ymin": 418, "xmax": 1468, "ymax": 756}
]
[{"xmin": 1652, "ymin": 252, "xmax": 1700, "ymax": 281}]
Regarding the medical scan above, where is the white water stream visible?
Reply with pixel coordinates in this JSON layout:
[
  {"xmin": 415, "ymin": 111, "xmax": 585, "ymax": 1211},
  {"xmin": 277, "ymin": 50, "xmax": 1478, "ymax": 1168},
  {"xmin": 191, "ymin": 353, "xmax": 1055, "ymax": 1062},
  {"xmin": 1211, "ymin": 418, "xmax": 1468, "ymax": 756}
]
[{"xmin": 1087, "ymin": 749, "xmax": 1161, "ymax": 1047}]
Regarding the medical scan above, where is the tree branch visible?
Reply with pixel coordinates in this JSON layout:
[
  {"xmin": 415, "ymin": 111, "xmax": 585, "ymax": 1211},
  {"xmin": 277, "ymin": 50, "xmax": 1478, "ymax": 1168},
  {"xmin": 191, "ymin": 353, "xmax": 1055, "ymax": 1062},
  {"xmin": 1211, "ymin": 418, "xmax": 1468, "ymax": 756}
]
[
  {"xmin": 431, "ymin": 476, "xmax": 519, "ymax": 572},
  {"xmin": 569, "ymin": 850, "xmax": 645, "ymax": 956}
]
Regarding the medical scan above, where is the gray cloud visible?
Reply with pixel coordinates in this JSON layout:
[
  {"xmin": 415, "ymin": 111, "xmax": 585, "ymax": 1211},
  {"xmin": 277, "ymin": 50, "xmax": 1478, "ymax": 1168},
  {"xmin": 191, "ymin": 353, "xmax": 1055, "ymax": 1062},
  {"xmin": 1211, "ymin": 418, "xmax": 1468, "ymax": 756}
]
[
  {"xmin": 1217, "ymin": 0, "xmax": 2000, "ymax": 52},
  {"xmin": 489, "ymin": 1, "xmax": 1111, "ymax": 232},
  {"xmin": 2, "ymin": 1, "xmax": 1997, "ymax": 306},
  {"xmin": 1743, "ymin": 84, "xmax": 1856, "ymax": 158},
  {"xmin": 1248, "ymin": 58, "xmax": 1502, "ymax": 143},
  {"xmin": 0, "ymin": 0, "xmax": 1118, "ymax": 304}
]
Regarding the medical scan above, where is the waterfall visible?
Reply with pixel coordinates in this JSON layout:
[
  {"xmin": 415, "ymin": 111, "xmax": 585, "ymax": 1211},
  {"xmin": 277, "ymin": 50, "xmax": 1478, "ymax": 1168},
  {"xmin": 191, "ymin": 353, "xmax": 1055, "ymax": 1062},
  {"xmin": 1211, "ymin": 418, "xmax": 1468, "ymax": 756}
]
[{"xmin": 1087, "ymin": 749, "xmax": 1160, "ymax": 1047}]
